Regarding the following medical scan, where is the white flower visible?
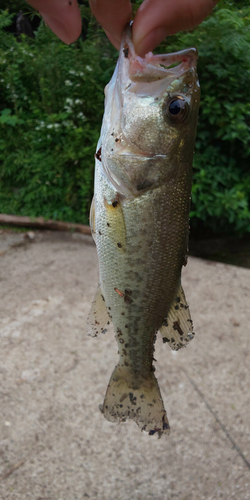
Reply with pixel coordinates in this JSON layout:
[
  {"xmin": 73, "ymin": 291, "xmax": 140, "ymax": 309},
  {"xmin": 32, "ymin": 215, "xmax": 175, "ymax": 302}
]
[
  {"xmin": 65, "ymin": 98, "xmax": 73, "ymax": 105},
  {"xmin": 47, "ymin": 124, "xmax": 53, "ymax": 129},
  {"xmin": 69, "ymin": 69, "xmax": 76, "ymax": 75},
  {"xmin": 62, "ymin": 121, "xmax": 72, "ymax": 127},
  {"xmin": 85, "ymin": 65, "xmax": 92, "ymax": 72},
  {"xmin": 75, "ymin": 99, "xmax": 83, "ymax": 105},
  {"xmin": 65, "ymin": 80, "xmax": 73, "ymax": 86},
  {"xmin": 77, "ymin": 112, "xmax": 85, "ymax": 120}
]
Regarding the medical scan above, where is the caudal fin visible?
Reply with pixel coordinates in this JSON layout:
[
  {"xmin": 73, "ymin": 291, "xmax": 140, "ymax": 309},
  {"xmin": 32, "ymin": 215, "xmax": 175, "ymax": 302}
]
[{"xmin": 100, "ymin": 364, "xmax": 170, "ymax": 437}]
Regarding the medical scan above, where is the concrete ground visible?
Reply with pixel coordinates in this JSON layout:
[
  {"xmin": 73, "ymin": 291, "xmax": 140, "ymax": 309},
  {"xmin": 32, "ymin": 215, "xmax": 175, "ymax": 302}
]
[{"xmin": 0, "ymin": 229, "xmax": 249, "ymax": 500}]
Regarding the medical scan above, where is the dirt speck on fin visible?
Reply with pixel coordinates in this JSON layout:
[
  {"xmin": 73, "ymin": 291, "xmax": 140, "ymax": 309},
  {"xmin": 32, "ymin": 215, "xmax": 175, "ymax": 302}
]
[
  {"xmin": 159, "ymin": 282, "xmax": 195, "ymax": 350},
  {"xmin": 100, "ymin": 364, "xmax": 170, "ymax": 437},
  {"xmin": 86, "ymin": 285, "xmax": 111, "ymax": 338}
]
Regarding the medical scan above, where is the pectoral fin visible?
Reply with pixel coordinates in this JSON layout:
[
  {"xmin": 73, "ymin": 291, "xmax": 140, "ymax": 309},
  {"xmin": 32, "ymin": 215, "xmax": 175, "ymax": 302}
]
[
  {"xmin": 159, "ymin": 283, "xmax": 194, "ymax": 351},
  {"xmin": 86, "ymin": 285, "xmax": 111, "ymax": 337}
]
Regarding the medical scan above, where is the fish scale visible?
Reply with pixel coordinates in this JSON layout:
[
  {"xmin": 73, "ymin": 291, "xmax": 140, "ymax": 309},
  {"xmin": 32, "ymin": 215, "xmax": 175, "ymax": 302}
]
[{"xmin": 87, "ymin": 26, "xmax": 200, "ymax": 436}]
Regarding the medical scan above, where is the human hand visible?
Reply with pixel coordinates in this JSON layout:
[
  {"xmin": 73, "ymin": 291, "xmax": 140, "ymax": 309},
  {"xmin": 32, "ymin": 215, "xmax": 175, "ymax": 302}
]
[{"xmin": 26, "ymin": 0, "xmax": 218, "ymax": 55}]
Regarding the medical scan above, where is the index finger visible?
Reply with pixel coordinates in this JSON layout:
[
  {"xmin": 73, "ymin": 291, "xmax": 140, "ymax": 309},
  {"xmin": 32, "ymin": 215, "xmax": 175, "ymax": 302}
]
[{"xmin": 89, "ymin": 0, "xmax": 132, "ymax": 49}]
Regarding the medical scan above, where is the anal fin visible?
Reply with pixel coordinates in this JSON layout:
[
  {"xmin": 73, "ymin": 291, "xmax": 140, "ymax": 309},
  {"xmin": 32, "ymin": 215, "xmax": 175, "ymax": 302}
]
[
  {"xmin": 86, "ymin": 285, "xmax": 111, "ymax": 337},
  {"xmin": 159, "ymin": 282, "xmax": 195, "ymax": 351}
]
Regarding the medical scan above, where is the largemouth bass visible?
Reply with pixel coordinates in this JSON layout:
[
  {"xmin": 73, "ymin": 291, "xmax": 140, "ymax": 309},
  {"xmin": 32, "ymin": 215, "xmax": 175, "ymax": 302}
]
[{"xmin": 87, "ymin": 26, "xmax": 200, "ymax": 437}]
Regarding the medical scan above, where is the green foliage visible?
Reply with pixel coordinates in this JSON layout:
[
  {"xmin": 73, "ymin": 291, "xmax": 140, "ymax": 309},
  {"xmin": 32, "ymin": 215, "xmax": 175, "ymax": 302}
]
[
  {"xmin": 0, "ymin": 9, "xmax": 117, "ymax": 223},
  {"xmin": 0, "ymin": 4, "xmax": 250, "ymax": 235}
]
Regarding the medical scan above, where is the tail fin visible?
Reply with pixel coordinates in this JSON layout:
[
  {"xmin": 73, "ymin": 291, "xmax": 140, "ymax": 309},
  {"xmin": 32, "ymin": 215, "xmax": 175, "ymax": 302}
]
[{"xmin": 100, "ymin": 364, "xmax": 170, "ymax": 437}]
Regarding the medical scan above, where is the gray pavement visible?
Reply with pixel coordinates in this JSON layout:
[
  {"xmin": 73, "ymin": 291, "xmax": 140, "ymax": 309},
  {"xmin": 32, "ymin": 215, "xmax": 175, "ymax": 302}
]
[{"xmin": 0, "ymin": 230, "xmax": 249, "ymax": 500}]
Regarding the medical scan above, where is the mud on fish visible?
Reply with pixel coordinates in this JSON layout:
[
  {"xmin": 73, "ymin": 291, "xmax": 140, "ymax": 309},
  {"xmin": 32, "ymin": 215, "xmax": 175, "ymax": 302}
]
[{"xmin": 87, "ymin": 26, "xmax": 200, "ymax": 437}]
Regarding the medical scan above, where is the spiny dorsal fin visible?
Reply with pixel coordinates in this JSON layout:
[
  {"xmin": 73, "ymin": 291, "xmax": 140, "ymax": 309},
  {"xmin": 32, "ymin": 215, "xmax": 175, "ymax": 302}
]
[
  {"xmin": 159, "ymin": 283, "xmax": 195, "ymax": 351},
  {"xmin": 86, "ymin": 285, "xmax": 111, "ymax": 337}
]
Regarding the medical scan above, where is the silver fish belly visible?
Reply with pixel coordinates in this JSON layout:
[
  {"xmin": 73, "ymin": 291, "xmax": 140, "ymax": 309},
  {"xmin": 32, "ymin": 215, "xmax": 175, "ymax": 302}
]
[{"xmin": 87, "ymin": 27, "xmax": 200, "ymax": 437}]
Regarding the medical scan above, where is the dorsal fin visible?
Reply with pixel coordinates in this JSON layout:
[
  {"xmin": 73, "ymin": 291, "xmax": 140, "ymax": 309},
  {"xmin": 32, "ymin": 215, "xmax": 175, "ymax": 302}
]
[{"xmin": 159, "ymin": 282, "xmax": 195, "ymax": 351}]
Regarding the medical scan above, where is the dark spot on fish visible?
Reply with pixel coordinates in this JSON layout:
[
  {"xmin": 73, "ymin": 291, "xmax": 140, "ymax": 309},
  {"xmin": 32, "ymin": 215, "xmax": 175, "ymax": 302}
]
[
  {"xmin": 98, "ymin": 230, "xmax": 102, "ymax": 235},
  {"xmin": 124, "ymin": 361, "xmax": 129, "ymax": 366},
  {"xmin": 162, "ymin": 337, "xmax": 170, "ymax": 343},
  {"xmin": 125, "ymin": 324, "xmax": 128, "ymax": 328},
  {"xmin": 163, "ymin": 416, "xmax": 170, "ymax": 430},
  {"xmin": 123, "ymin": 47, "xmax": 129, "ymax": 58},
  {"xmin": 149, "ymin": 430, "xmax": 156, "ymax": 435},
  {"xmin": 125, "ymin": 343, "xmax": 129, "ymax": 348},
  {"xmin": 124, "ymin": 289, "xmax": 133, "ymax": 305},
  {"xmin": 175, "ymin": 296, "xmax": 180, "ymax": 303},
  {"xmin": 173, "ymin": 321, "xmax": 184, "ymax": 337},
  {"xmin": 115, "ymin": 138, "xmax": 121, "ymax": 143},
  {"xmin": 108, "ymin": 307, "xmax": 111, "ymax": 310},
  {"xmin": 101, "ymin": 295, "xmax": 105, "ymax": 302},
  {"xmin": 112, "ymin": 200, "xmax": 118, "ymax": 208},
  {"xmin": 119, "ymin": 338, "xmax": 124, "ymax": 344},
  {"xmin": 175, "ymin": 305, "xmax": 179, "ymax": 310},
  {"xmin": 121, "ymin": 312, "xmax": 125, "ymax": 316},
  {"xmin": 129, "ymin": 393, "xmax": 137, "ymax": 405},
  {"xmin": 137, "ymin": 179, "xmax": 153, "ymax": 191},
  {"xmin": 117, "ymin": 242, "xmax": 122, "ymax": 248},
  {"xmin": 163, "ymin": 319, "xmax": 168, "ymax": 327},
  {"xmin": 107, "ymin": 222, "xmax": 110, "ymax": 227},
  {"xmin": 95, "ymin": 147, "xmax": 102, "ymax": 162},
  {"xmin": 148, "ymin": 403, "xmax": 153, "ymax": 407}
]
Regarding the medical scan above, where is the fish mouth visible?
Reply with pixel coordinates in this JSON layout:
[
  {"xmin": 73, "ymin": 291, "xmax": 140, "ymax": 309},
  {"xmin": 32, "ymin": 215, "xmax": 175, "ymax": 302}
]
[{"xmin": 121, "ymin": 24, "xmax": 198, "ymax": 83}]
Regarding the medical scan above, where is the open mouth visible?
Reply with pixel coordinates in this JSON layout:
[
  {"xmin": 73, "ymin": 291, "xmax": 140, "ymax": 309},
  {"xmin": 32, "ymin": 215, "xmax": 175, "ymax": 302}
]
[{"xmin": 121, "ymin": 26, "xmax": 197, "ymax": 83}]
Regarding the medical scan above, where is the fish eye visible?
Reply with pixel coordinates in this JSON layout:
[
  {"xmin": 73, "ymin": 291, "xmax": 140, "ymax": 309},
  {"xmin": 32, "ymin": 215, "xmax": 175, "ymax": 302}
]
[{"xmin": 164, "ymin": 96, "xmax": 189, "ymax": 124}]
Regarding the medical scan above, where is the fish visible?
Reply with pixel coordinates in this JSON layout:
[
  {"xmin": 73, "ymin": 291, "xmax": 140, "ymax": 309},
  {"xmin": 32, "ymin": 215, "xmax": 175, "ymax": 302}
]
[{"xmin": 87, "ymin": 25, "xmax": 200, "ymax": 437}]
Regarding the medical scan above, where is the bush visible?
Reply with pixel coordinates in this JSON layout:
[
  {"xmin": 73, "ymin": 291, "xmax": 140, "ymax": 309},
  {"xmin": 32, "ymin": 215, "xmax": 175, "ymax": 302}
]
[
  {"xmin": 0, "ymin": 9, "xmax": 117, "ymax": 223},
  {"xmin": 0, "ymin": 3, "xmax": 250, "ymax": 234}
]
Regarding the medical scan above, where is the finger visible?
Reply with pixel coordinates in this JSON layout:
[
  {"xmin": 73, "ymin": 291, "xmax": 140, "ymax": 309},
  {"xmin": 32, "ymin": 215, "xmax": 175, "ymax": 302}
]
[
  {"xmin": 89, "ymin": 0, "xmax": 132, "ymax": 49},
  {"xmin": 26, "ymin": 0, "xmax": 82, "ymax": 44},
  {"xmin": 133, "ymin": 0, "xmax": 219, "ymax": 56}
]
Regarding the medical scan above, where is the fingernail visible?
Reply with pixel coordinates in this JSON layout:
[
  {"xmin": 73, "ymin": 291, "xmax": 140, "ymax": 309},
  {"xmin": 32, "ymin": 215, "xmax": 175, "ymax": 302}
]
[{"xmin": 134, "ymin": 26, "xmax": 168, "ymax": 57}]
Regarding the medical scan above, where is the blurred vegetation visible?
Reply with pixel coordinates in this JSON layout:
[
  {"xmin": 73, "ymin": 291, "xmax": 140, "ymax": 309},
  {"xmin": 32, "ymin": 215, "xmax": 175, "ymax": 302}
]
[{"xmin": 0, "ymin": 1, "xmax": 250, "ymax": 234}]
